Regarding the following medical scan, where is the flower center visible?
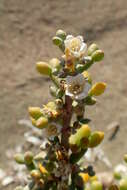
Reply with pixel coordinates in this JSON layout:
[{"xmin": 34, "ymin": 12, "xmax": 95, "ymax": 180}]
[
  {"xmin": 70, "ymin": 38, "xmax": 81, "ymax": 51},
  {"xmin": 69, "ymin": 83, "xmax": 84, "ymax": 95}
]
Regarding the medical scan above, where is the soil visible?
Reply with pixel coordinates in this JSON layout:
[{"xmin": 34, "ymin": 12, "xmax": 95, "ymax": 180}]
[{"xmin": 0, "ymin": 0, "xmax": 127, "ymax": 189}]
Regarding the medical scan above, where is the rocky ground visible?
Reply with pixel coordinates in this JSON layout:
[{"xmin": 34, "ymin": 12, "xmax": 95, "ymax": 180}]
[{"xmin": 0, "ymin": 0, "xmax": 127, "ymax": 189}]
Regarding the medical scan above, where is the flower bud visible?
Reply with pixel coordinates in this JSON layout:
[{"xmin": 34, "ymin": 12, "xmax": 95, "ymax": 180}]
[
  {"xmin": 91, "ymin": 50, "xmax": 104, "ymax": 62},
  {"xmin": 49, "ymin": 85, "xmax": 57, "ymax": 97},
  {"xmin": 56, "ymin": 29, "xmax": 66, "ymax": 40},
  {"xmin": 24, "ymin": 151, "xmax": 33, "ymax": 165},
  {"xmin": 124, "ymin": 154, "xmax": 127, "ymax": 163},
  {"xmin": 120, "ymin": 178, "xmax": 127, "ymax": 190},
  {"xmin": 14, "ymin": 153, "xmax": 25, "ymax": 164},
  {"xmin": 30, "ymin": 169, "xmax": 42, "ymax": 179},
  {"xmin": 28, "ymin": 107, "xmax": 42, "ymax": 119},
  {"xmin": 88, "ymin": 43, "xmax": 99, "ymax": 56},
  {"xmin": 89, "ymin": 82, "xmax": 106, "ymax": 96},
  {"xmin": 69, "ymin": 125, "xmax": 91, "ymax": 147},
  {"xmin": 89, "ymin": 131, "xmax": 104, "ymax": 148},
  {"xmin": 49, "ymin": 58, "xmax": 61, "ymax": 69},
  {"xmin": 36, "ymin": 116, "xmax": 48, "ymax": 129},
  {"xmin": 91, "ymin": 181, "xmax": 103, "ymax": 190},
  {"xmin": 36, "ymin": 62, "xmax": 52, "ymax": 76},
  {"xmin": 52, "ymin": 36, "xmax": 63, "ymax": 46}
]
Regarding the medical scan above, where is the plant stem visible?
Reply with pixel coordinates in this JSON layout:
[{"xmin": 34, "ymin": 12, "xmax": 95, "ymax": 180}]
[{"xmin": 61, "ymin": 95, "xmax": 73, "ymax": 150}]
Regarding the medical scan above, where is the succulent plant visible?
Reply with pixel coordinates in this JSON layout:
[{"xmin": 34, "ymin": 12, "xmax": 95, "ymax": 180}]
[{"xmin": 14, "ymin": 29, "xmax": 113, "ymax": 190}]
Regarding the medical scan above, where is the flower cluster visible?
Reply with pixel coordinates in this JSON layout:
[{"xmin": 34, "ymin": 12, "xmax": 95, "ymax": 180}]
[{"xmin": 14, "ymin": 30, "xmax": 110, "ymax": 190}]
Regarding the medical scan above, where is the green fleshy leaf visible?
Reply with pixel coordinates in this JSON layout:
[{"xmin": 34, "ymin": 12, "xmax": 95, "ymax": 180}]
[
  {"xmin": 79, "ymin": 118, "xmax": 91, "ymax": 125},
  {"xmin": 84, "ymin": 96, "xmax": 97, "ymax": 105},
  {"xmin": 14, "ymin": 153, "xmax": 25, "ymax": 164},
  {"xmin": 70, "ymin": 148, "xmax": 87, "ymax": 164},
  {"xmin": 56, "ymin": 29, "xmax": 66, "ymax": 40}
]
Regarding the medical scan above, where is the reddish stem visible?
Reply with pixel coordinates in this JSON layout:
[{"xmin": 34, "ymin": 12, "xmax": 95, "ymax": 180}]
[{"xmin": 61, "ymin": 95, "xmax": 73, "ymax": 150}]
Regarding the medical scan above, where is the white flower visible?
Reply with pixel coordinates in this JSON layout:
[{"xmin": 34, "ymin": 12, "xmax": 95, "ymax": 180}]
[
  {"xmin": 64, "ymin": 35, "xmax": 87, "ymax": 58},
  {"xmin": 65, "ymin": 74, "xmax": 91, "ymax": 100},
  {"xmin": 43, "ymin": 122, "xmax": 62, "ymax": 138}
]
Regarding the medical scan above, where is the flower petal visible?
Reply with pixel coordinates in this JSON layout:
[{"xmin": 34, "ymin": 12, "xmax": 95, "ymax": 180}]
[
  {"xmin": 80, "ymin": 42, "xmax": 87, "ymax": 52},
  {"xmin": 77, "ymin": 35, "xmax": 84, "ymax": 42}
]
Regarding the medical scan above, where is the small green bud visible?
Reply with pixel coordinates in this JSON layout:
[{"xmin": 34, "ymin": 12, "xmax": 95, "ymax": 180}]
[
  {"xmin": 69, "ymin": 125, "xmax": 91, "ymax": 147},
  {"xmin": 49, "ymin": 85, "xmax": 57, "ymax": 97},
  {"xmin": 56, "ymin": 29, "xmax": 66, "ymax": 40},
  {"xmin": 124, "ymin": 154, "xmax": 127, "ymax": 163},
  {"xmin": 30, "ymin": 169, "xmax": 42, "ymax": 179},
  {"xmin": 24, "ymin": 151, "xmax": 33, "ymax": 165},
  {"xmin": 91, "ymin": 181, "xmax": 103, "ymax": 190},
  {"xmin": 36, "ymin": 62, "xmax": 52, "ymax": 76},
  {"xmin": 52, "ymin": 36, "xmax": 63, "ymax": 46},
  {"xmin": 28, "ymin": 107, "xmax": 42, "ymax": 119},
  {"xmin": 76, "ymin": 125, "xmax": 91, "ymax": 141},
  {"xmin": 49, "ymin": 58, "xmax": 61, "ymax": 69},
  {"xmin": 91, "ymin": 50, "xmax": 104, "ymax": 62},
  {"xmin": 114, "ymin": 171, "xmax": 121, "ymax": 180},
  {"xmin": 36, "ymin": 116, "xmax": 48, "ymax": 129},
  {"xmin": 88, "ymin": 43, "xmax": 99, "ymax": 56},
  {"xmin": 120, "ymin": 178, "xmax": 127, "ymax": 190},
  {"xmin": 89, "ymin": 131, "xmax": 104, "ymax": 148},
  {"xmin": 14, "ymin": 153, "xmax": 25, "ymax": 164}
]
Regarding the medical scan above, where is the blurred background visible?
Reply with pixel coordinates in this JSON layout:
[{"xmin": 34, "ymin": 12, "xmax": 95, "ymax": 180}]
[{"xmin": 0, "ymin": 0, "xmax": 127, "ymax": 189}]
